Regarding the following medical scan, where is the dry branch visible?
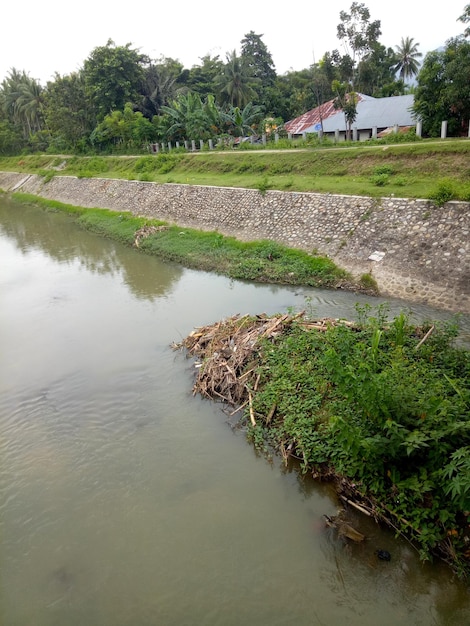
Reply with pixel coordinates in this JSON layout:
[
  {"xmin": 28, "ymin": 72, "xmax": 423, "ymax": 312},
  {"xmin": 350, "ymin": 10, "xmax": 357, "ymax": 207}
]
[{"xmin": 173, "ymin": 312, "xmax": 352, "ymax": 411}]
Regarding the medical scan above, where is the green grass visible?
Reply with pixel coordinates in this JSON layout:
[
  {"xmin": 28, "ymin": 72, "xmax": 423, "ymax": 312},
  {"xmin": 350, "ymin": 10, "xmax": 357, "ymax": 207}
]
[
  {"xmin": 2, "ymin": 139, "xmax": 470, "ymax": 201},
  {"xmin": 12, "ymin": 193, "xmax": 355, "ymax": 290}
]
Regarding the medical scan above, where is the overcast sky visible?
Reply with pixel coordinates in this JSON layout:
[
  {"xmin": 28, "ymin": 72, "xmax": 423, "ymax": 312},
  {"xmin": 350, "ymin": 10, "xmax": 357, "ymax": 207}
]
[{"xmin": 1, "ymin": 1, "xmax": 467, "ymax": 85}]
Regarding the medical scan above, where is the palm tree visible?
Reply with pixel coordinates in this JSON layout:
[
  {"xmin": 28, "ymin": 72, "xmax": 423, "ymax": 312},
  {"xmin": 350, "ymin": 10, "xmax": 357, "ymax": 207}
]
[
  {"xmin": 215, "ymin": 51, "xmax": 258, "ymax": 108},
  {"xmin": 394, "ymin": 37, "xmax": 423, "ymax": 81},
  {"xmin": 1, "ymin": 69, "xmax": 45, "ymax": 137}
]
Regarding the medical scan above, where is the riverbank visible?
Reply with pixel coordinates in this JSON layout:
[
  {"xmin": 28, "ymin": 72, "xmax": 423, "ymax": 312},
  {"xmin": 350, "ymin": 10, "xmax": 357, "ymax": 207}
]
[{"xmin": 1, "ymin": 170, "xmax": 469, "ymax": 313}]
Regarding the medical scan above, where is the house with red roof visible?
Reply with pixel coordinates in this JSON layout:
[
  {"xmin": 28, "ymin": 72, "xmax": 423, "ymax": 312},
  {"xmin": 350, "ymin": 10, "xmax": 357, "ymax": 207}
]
[{"xmin": 284, "ymin": 94, "xmax": 416, "ymax": 141}]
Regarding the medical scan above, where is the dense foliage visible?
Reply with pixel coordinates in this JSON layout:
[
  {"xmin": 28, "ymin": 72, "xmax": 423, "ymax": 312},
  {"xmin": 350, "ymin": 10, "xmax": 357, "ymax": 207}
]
[
  {"xmin": 413, "ymin": 36, "xmax": 470, "ymax": 137},
  {"xmin": 249, "ymin": 305, "xmax": 470, "ymax": 576},
  {"xmin": 0, "ymin": 4, "xmax": 468, "ymax": 153}
]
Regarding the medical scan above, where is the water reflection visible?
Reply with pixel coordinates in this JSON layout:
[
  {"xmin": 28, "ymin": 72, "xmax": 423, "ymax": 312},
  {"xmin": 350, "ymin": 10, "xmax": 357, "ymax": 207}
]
[
  {"xmin": 0, "ymin": 199, "xmax": 183, "ymax": 300},
  {"xmin": 1, "ymin": 197, "xmax": 469, "ymax": 626}
]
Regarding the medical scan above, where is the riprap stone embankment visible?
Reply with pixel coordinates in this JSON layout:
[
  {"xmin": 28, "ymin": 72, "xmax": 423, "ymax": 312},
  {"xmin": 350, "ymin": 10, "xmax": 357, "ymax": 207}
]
[{"xmin": 1, "ymin": 171, "xmax": 468, "ymax": 313}]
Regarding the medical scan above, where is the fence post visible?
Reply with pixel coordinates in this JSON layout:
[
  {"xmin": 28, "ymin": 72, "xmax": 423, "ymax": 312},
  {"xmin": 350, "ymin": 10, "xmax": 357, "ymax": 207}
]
[
  {"xmin": 416, "ymin": 121, "xmax": 422, "ymax": 137},
  {"xmin": 441, "ymin": 120, "xmax": 447, "ymax": 139}
]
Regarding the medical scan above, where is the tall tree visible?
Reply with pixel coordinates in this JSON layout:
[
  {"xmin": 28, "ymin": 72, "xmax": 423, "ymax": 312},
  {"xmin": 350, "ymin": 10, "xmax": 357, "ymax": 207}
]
[
  {"xmin": 187, "ymin": 54, "xmax": 224, "ymax": 99},
  {"xmin": 44, "ymin": 72, "xmax": 94, "ymax": 151},
  {"xmin": 273, "ymin": 68, "xmax": 318, "ymax": 121},
  {"xmin": 413, "ymin": 37, "xmax": 470, "ymax": 136},
  {"xmin": 215, "ymin": 51, "xmax": 258, "ymax": 108},
  {"xmin": 357, "ymin": 42, "xmax": 402, "ymax": 95},
  {"xmin": 140, "ymin": 57, "xmax": 186, "ymax": 119},
  {"xmin": 240, "ymin": 31, "xmax": 276, "ymax": 113},
  {"xmin": 394, "ymin": 37, "xmax": 423, "ymax": 81},
  {"xmin": 240, "ymin": 31, "xmax": 276, "ymax": 86},
  {"xmin": 83, "ymin": 40, "xmax": 148, "ymax": 121},
  {"xmin": 459, "ymin": 4, "xmax": 470, "ymax": 37},
  {"xmin": 1, "ymin": 69, "xmax": 45, "ymax": 139},
  {"xmin": 336, "ymin": 2, "xmax": 382, "ymax": 89}
]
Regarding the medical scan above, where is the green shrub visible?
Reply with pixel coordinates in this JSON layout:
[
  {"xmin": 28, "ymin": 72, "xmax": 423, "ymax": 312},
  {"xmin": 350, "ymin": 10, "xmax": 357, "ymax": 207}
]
[
  {"xmin": 370, "ymin": 173, "xmax": 390, "ymax": 186},
  {"xmin": 428, "ymin": 179, "xmax": 456, "ymax": 206},
  {"xmin": 373, "ymin": 165, "xmax": 395, "ymax": 176}
]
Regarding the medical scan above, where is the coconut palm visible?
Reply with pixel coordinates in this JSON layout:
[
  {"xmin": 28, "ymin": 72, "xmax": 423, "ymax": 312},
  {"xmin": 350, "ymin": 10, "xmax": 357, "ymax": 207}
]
[
  {"xmin": 394, "ymin": 37, "xmax": 423, "ymax": 80},
  {"xmin": 1, "ymin": 69, "xmax": 45, "ymax": 137},
  {"xmin": 215, "ymin": 51, "xmax": 258, "ymax": 108}
]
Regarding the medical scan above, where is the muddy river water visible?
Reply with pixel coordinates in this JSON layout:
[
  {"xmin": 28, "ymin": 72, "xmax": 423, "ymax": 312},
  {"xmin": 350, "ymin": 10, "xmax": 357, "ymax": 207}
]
[{"xmin": 1, "ymin": 199, "xmax": 469, "ymax": 625}]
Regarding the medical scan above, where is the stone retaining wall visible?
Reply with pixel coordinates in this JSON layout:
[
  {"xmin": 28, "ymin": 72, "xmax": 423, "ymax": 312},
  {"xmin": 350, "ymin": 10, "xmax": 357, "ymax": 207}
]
[{"xmin": 1, "ymin": 171, "xmax": 469, "ymax": 313}]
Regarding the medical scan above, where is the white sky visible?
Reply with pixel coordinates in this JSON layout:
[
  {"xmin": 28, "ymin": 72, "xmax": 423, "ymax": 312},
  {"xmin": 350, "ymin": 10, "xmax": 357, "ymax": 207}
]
[{"xmin": 1, "ymin": 1, "xmax": 467, "ymax": 85}]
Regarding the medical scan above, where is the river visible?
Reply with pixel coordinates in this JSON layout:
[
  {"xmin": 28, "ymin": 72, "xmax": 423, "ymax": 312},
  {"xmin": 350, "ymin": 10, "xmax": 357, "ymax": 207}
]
[{"xmin": 1, "ymin": 198, "xmax": 469, "ymax": 626}]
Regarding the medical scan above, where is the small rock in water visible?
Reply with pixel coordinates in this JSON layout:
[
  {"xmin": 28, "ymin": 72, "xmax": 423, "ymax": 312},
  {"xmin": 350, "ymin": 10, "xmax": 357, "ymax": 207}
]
[{"xmin": 375, "ymin": 549, "xmax": 391, "ymax": 561}]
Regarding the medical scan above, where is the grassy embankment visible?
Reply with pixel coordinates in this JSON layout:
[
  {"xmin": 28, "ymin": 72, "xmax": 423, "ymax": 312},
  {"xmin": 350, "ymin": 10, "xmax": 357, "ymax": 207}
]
[
  {"xmin": 10, "ymin": 193, "xmax": 356, "ymax": 291},
  {"xmin": 1, "ymin": 138, "xmax": 470, "ymax": 201}
]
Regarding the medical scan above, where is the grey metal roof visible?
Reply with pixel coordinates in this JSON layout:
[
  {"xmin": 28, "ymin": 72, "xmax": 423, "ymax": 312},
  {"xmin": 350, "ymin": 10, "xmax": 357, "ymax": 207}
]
[{"xmin": 303, "ymin": 94, "xmax": 416, "ymax": 133}]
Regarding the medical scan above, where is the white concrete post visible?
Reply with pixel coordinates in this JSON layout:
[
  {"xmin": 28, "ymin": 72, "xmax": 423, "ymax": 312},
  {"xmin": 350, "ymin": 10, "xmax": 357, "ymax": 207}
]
[
  {"xmin": 416, "ymin": 121, "xmax": 422, "ymax": 137},
  {"xmin": 372, "ymin": 127, "xmax": 377, "ymax": 139},
  {"xmin": 441, "ymin": 121, "xmax": 447, "ymax": 139},
  {"xmin": 335, "ymin": 129, "xmax": 339, "ymax": 143},
  {"xmin": 191, "ymin": 140, "xmax": 196, "ymax": 151}
]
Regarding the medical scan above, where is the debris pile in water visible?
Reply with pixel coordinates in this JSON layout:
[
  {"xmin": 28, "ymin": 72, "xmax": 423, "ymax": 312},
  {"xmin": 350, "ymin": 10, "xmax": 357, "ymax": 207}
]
[{"xmin": 172, "ymin": 312, "xmax": 352, "ymax": 418}]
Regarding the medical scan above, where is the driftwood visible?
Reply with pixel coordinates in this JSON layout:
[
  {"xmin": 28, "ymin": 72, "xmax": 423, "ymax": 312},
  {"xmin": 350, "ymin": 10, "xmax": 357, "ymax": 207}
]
[
  {"xmin": 324, "ymin": 513, "xmax": 366, "ymax": 543},
  {"xmin": 133, "ymin": 225, "xmax": 169, "ymax": 247},
  {"xmin": 172, "ymin": 312, "xmax": 349, "ymax": 412}
]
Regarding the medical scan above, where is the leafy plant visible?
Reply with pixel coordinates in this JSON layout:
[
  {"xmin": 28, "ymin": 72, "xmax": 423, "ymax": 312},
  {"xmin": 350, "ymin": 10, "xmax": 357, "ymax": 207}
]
[
  {"xmin": 247, "ymin": 306, "xmax": 470, "ymax": 574},
  {"xmin": 428, "ymin": 179, "xmax": 456, "ymax": 206}
]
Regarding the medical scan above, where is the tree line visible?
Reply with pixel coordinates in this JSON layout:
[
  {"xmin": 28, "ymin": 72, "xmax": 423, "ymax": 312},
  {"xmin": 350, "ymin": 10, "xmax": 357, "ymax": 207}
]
[{"xmin": 1, "ymin": 3, "xmax": 469, "ymax": 155}]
